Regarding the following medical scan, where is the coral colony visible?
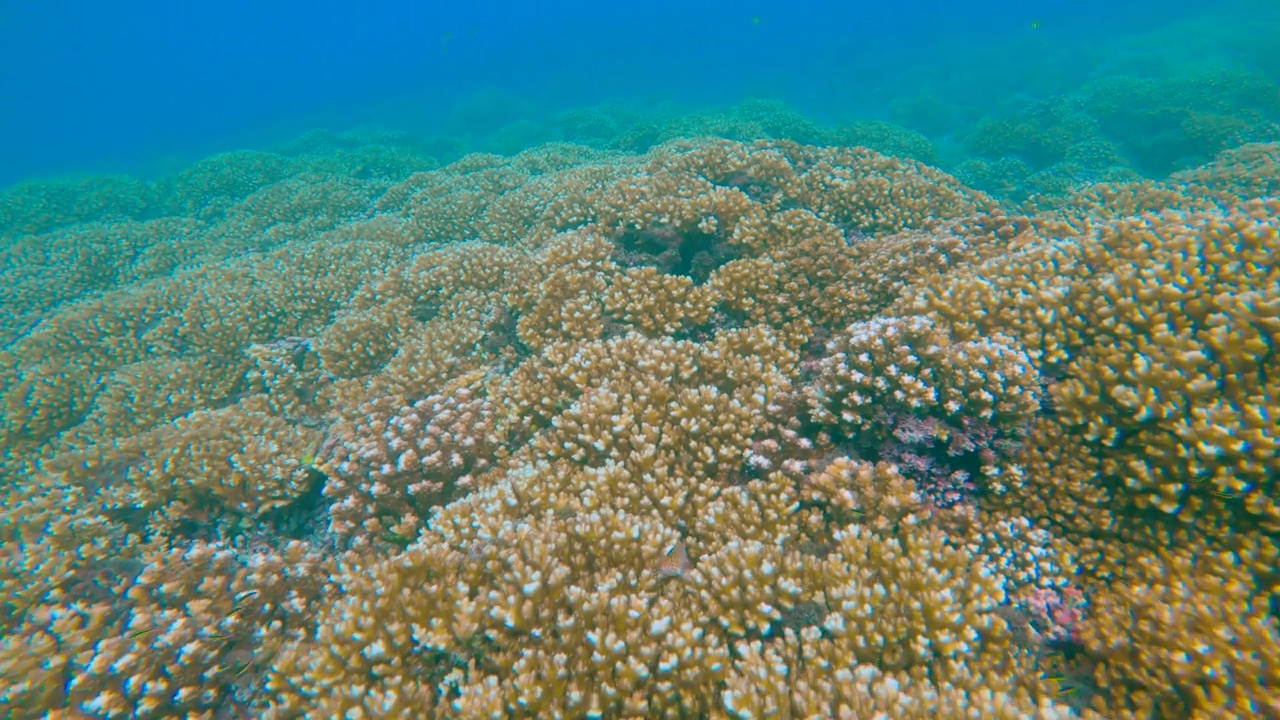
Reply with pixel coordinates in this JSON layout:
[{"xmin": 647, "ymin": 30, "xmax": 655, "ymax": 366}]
[{"xmin": 1, "ymin": 129, "xmax": 1278, "ymax": 719}]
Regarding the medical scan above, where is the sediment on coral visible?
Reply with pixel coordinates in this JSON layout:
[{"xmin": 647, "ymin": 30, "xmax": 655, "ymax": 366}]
[{"xmin": 1, "ymin": 135, "xmax": 1277, "ymax": 720}]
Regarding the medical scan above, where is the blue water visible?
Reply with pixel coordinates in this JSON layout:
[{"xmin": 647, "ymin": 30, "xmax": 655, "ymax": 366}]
[{"xmin": 0, "ymin": 0, "xmax": 1262, "ymax": 187}]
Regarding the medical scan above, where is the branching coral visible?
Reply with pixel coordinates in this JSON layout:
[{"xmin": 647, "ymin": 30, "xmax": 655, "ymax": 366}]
[
  {"xmin": 804, "ymin": 315, "xmax": 1041, "ymax": 504},
  {"xmin": 322, "ymin": 376, "xmax": 505, "ymax": 546},
  {"xmin": 1054, "ymin": 201, "xmax": 1280, "ymax": 526},
  {"xmin": 1079, "ymin": 546, "xmax": 1280, "ymax": 718},
  {"xmin": 3, "ymin": 134, "xmax": 1278, "ymax": 720}
]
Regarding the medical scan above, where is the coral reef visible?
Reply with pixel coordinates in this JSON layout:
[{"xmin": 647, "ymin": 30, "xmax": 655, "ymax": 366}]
[
  {"xmin": 1, "ymin": 132, "xmax": 1278, "ymax": 720},
  {"xmin": 934, "ymin": 67, "xmax": 1280, "ymax": 203}
]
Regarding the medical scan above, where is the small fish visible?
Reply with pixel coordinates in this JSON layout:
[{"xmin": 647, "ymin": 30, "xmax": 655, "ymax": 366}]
[
  {"xmin": 656, "ymin": 541, "xmax": 694, "ymax": 580},
  {"xmin": 1030, "ymin": 21, "xmax": 1041, "ymax": 30},
  {"xmin": 1041, "ymin": 672, "xmax": 1077, "ymax": 697},
  {"xmin": 225, "ymin": 595, "xmax": 258, "ymax": 620},
  {"xmin": 382, "ymin": 532, "xmax": 413, "ymax": 548},
  {"xmin": 752, "ymin": 16, "xmax": 761, "ymax": 25}
]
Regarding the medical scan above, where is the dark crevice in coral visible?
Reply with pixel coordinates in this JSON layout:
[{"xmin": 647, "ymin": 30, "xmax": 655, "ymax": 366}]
[
  {"xmin": 613, "ymin": 224, "xmax": 740, "ymax": 284},
  {"xmin": 715, "ymin": 171, "xmax": 782, "ymax": 203},
  {"xmin": 260, "ymin": 466, "xmax": 330, "ymax": 541}
]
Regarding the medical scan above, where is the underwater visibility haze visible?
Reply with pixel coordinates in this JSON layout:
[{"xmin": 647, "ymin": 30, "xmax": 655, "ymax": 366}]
[{"xmin": 1, "ymin": 0, "xmax": 1279, "ymax": 718}]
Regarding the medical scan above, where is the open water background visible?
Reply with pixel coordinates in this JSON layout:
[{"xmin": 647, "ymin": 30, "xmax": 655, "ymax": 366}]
[{"xmin": 1, "ymin": 0, "xmax": 1274, "ymax": 188}]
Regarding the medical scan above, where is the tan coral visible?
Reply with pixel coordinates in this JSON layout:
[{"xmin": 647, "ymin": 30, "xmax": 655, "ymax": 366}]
[
  {"xmin": 1052, "ymin": 201, "xmax": 1280, "ymax": 526},
  {"xmin": 322, "ymin": 376, "xmax": 504, "ymax": 545},
  {"xmin": 603, "ymin": 266, "xmax": 715, "ymax": 337},
  {"xmin": 57, "ymin": 538, "xmax": 333, "ymax": 720},
  {"xmin": 1079, "ymin": 545, "xmax": 1280, "ymax": 719},
  {"xmin": 114, "ymin": 396, "xmax": 323, "ymax": 521},
  {"xmin": 3, "ymin": 132, "xmax": 1278, "ymax": 720},
  {"xmin": 315, "ymin": 297, "xmax": 413, "ymax": 378}
]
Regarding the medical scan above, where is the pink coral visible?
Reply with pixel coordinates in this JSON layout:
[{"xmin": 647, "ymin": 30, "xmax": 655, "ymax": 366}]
[
  {"xmin": 876, "ymin": 412, "xmax": 1011, "ymax": 508},
  {"xmin": 1024, "ymin": 585, "xmax": 1088, "ymax": 645}
]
